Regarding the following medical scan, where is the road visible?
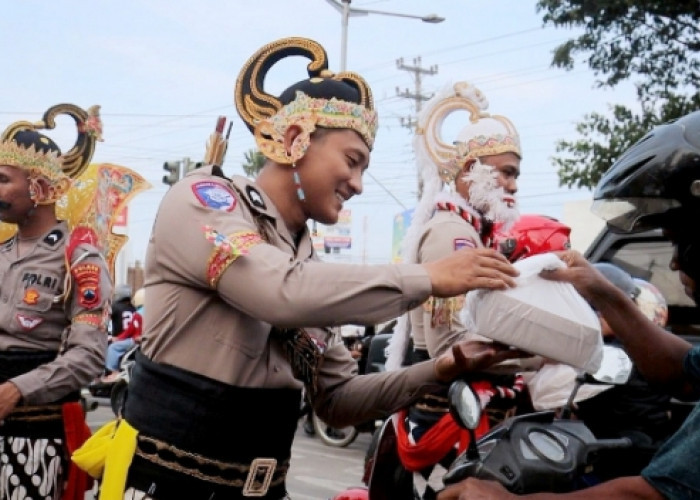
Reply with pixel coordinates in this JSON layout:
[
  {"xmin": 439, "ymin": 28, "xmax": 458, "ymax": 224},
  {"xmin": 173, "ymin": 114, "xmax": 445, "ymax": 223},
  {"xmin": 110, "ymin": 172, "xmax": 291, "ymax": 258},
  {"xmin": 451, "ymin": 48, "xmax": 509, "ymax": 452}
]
[{"xmin": 84, "ymin": 397, "xmax": 371, "ymax": 500}]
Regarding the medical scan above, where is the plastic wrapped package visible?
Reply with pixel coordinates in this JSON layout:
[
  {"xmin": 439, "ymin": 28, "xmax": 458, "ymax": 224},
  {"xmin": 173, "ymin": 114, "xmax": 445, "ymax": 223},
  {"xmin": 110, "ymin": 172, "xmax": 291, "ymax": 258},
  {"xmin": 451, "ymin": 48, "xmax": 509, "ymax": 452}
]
[{"xmin": 460, "ymin": 253, "xmax": 603, "ymax": 373}]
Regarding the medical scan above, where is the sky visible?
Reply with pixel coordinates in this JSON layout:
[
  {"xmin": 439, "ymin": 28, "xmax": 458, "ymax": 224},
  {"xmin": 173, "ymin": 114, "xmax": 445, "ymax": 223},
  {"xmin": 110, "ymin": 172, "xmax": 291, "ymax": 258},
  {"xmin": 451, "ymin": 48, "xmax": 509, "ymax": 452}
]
[{"xmin": 1, "ymin": 0, "xmax": 641, "ymax": 280}]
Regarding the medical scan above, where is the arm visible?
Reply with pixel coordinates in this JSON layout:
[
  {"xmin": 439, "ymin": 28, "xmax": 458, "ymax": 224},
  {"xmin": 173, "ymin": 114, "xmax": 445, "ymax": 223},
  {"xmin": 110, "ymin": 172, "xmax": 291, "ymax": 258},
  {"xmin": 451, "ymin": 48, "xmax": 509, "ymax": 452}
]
[
  {"xmin": 437, "ymin": 476, "xmax": 664, "ymax": 500},
  {"xmin": 153, "ymin": 178, "xmax": 517, "ymax": 328},
  {"xmin": 314, "ymin": 336, "xmax": 528, "ymax": 427},
  {"xmin": 11, "ymin": 245, "xmax": 111, "ymax": 405},
  {"xmin": 543, "ymin": 250, "xmax": 693, "ymax": 397}
]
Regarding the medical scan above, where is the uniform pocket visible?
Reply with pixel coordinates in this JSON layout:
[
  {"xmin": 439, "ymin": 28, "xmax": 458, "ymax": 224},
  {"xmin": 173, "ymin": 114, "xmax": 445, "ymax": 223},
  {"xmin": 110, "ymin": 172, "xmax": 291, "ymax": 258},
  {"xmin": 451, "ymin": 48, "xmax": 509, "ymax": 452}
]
[{"xmin": 16, "ymin": 290, "xmax": 57, "ymax": 313}]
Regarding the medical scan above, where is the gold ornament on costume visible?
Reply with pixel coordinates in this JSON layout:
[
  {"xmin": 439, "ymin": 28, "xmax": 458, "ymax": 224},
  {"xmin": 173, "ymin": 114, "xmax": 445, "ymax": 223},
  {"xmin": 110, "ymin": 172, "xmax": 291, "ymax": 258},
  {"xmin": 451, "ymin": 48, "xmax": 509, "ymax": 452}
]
[
  {"xmin": 234, "ymin": 37, "xmax": 378, "ymax": 164},
  {"xmin": 0, "ymin": 103, "xmax": 102, "ymax": 183},
  {"xmin": 416, "ymin": 81, "xmax": 521, "ymax": 183}
]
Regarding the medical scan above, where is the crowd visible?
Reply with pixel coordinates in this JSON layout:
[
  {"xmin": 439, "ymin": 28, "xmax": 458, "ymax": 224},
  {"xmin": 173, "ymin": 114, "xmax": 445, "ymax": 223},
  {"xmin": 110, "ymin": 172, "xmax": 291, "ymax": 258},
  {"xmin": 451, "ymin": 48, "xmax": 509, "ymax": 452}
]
[{"xmin": 0, "ymin": 34, "xmax": 697, "ymax": 500}]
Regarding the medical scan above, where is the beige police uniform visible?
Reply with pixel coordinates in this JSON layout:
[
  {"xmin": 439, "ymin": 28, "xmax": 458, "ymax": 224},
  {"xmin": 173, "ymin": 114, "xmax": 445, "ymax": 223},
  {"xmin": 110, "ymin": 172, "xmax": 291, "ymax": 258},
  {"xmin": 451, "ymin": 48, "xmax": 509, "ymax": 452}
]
[
  {"xmin": 141, "ymin": 166, "xmax": 445, "ymax": 425},
  {"xmin": 0, "ymin": 220, "xmax": 110, "ymax": 500},
  {"xmin": 117, "ymin": 166, "xmax": 450, "ymax": 499},
  {"xmin": 409, "ymin": 208, "xmax": 483, "ymax": 359},
  {"xmin": 0, "ymin": 220, "xmax": 110, "ymax": 402}
]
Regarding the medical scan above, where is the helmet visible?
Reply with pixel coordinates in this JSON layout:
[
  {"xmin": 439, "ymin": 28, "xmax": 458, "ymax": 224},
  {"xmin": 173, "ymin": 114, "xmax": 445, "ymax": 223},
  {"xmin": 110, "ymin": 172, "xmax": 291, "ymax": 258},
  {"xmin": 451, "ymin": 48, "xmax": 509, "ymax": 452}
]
[
  {"xmin": 633, "ymin": 278, "xmax": 668, "ymax": 327},
  {"xmin": 132, "ymin": 288, "xmax": 145, "ymax": 309},
  {"xmin": 592, "ymin": 262, "xmax": 640, "ymax": 299},
  {"xmin": 331, "ymin": 487, "xmax": 369, "ymax": 500},
  {"xmin": 493, "ymin": 214, "xmax": 571, "ymax": 262},
  {"xmin": 592, "ymin": 110, "xmax": 700, "ymax": 234},
  {"xmin": 113, "ymin": 284, "xmax": 132, "ymax": 302}
]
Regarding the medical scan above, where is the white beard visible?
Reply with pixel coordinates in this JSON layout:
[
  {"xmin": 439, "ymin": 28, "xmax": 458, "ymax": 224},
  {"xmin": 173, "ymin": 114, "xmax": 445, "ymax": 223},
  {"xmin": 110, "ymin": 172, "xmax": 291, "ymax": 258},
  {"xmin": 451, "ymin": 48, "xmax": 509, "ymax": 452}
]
[{"xmin": 462, "ymin": 159, "xmax": 519, "ymax": 229}]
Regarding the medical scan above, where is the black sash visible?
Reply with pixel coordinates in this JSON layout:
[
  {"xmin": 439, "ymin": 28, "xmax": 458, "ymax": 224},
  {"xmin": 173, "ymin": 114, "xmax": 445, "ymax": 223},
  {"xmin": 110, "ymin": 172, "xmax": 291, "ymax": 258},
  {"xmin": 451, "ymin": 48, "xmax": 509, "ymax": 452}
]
[{"xmin": 124, "ymin": 352, "xmax": 300, "ymax": 499}]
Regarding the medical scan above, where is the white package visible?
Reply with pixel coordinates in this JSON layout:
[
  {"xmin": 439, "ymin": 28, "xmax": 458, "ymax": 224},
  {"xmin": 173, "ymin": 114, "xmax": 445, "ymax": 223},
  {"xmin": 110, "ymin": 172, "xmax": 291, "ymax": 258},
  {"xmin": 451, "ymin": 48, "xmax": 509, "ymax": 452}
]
[{"xmin": 460, "ymin": 253, "xmax": 603, "ymax": 373}]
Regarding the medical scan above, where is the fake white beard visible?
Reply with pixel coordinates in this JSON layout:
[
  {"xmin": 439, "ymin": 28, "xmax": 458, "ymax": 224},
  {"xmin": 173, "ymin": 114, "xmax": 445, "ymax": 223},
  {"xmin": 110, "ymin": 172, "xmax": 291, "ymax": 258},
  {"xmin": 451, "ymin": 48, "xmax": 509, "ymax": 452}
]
[{"xmin": 462, "ymin": 160, "xmax": 520, "ymax": 229}]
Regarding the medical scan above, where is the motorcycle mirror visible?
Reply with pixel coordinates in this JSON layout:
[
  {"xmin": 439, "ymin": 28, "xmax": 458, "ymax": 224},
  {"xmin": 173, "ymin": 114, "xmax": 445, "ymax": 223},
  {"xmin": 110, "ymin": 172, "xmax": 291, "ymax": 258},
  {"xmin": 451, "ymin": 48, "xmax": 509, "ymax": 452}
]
[
  {"xmin": 448, "ymin": 380, "xmax": 482, "ymax": 430},
  {"xmin": 586, "ymin": 345, "xmax": 633, "ymax": 385}
]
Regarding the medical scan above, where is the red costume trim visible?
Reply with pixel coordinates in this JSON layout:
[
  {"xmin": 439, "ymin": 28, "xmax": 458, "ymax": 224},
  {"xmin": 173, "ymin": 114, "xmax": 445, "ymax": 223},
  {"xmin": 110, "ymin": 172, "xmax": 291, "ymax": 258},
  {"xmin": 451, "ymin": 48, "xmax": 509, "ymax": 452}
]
[
  {"xmin": 62, "ymin": 402, "xmax": 93, "ymax": 500},
  {"xmin": 395, "ymin": 380, "xmax": 493, "ymax": 472},
  {"xmin": 435, "ymin": 201, "xmax": 493, "ymax": 247}
]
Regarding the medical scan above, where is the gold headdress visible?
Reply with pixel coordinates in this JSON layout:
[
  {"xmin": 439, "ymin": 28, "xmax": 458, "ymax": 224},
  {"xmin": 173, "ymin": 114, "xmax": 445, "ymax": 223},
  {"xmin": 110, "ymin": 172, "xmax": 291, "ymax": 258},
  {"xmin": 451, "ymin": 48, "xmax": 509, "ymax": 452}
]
[
  {"xmin": 234, "ymin": 37, "xmax": 378, "ymax": 164},
  {"xmin": 0, "ymin": 103, "xmax": 103, "ymax": 203},
  {"xmin": 416, "ymin": 81, "xmax": 521, "ymax": 183},
  {"xmin": 0, "ymin": 104, "xmax": 151, "ymax": 280}
]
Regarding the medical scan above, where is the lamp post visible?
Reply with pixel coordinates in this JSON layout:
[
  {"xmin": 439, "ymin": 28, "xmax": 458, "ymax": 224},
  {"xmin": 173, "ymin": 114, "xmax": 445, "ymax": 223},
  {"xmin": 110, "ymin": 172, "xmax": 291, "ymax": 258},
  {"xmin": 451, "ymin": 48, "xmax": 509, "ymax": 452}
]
[{"xmin": 324, "ymin": 0, "xmax": 445, "ymax": 71}]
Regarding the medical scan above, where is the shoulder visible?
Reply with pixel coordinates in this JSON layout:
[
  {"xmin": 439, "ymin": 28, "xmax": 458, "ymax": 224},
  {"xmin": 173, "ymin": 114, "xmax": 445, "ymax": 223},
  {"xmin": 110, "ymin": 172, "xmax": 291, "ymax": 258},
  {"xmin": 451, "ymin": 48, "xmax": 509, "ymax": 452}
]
[{"xmin": 422, "ymin": 212, "xmax": 481, "ymax": 250}]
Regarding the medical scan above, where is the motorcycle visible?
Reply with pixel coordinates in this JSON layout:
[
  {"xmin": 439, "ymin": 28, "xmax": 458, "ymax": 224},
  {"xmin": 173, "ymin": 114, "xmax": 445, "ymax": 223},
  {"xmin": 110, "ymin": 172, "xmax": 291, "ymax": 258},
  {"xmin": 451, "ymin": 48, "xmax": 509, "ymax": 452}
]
[
  {"xmin": 442, "ymin": 345, "xmax": 635, "ymax": 493},
  {"xmin": 108, "ymin": 344, "xmax": 138, "ymax": 416},
  {"xmin": 85, "ymin": 343, "xmax": 138, "ymax": 415}
]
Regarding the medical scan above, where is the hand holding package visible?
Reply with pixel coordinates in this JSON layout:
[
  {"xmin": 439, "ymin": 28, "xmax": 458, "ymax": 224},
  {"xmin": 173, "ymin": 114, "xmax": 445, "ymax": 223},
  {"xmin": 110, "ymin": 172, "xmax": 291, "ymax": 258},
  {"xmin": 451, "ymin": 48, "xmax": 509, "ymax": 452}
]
[{"xmin": 460, "ymin": 253, "xmax": 603, "ymax": 373}]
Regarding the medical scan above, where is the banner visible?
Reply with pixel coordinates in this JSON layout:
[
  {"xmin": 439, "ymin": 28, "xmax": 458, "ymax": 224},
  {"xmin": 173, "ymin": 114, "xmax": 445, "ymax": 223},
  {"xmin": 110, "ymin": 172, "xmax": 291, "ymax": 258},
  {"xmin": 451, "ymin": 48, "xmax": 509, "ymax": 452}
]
[{"xmin": 392, "ymin": 208, "xmax": 415, "ymax": 263}]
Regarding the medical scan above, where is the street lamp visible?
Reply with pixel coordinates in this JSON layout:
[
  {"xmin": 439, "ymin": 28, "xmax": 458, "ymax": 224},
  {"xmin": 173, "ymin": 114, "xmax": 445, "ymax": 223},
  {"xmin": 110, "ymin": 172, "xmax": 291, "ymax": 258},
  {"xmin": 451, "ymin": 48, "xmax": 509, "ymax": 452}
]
[{"xmin": 324, "ymin": 0, "xmax": 445, "ymax": 71}]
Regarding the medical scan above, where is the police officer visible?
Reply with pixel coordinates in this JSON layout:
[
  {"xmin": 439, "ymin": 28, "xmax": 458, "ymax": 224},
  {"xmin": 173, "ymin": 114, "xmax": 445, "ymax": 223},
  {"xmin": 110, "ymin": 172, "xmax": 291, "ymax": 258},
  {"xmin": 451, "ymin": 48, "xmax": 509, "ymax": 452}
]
[
  {"xmin": 437, "ymin": 112, "xmax": 700, "ymax": 499},
  {"xmin": 382, "ymin": 82, "xmax": 528, "ymax": 499},
  {"xmin": 100, "ymin": 37, "xmax": 527, "ymax": 500},
  {"xmin": 0, "ymin": 104, "xmax": 111, "ymax": 500}
]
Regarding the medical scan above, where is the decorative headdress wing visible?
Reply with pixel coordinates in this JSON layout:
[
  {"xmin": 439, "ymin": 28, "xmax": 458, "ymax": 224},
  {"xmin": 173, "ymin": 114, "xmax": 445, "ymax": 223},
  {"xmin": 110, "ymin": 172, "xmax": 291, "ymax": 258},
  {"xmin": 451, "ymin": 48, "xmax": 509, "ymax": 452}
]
[
  {"xmin": 0, "ymin": 103, "xmax": 102, "ymax": 181},
  {"xmin": 416, "ymin": 81, "xmax": 521, "ymax": 184},
  {"xmin": 234, "ymin": 37, "xmax": 378, "ymax": 164},
  {"xmin": 0, "ymin": 104, "xmax": 150, "ymax": 282},
  {"xmin": 59, "ymin": 163, "xmax": 151, "ymax": 280}
]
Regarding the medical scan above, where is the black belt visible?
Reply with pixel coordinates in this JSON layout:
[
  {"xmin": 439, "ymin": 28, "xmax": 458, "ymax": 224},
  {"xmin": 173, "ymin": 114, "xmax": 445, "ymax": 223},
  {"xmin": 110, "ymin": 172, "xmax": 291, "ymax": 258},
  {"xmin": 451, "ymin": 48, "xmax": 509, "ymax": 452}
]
[
  {"xmin": 127, "ymin": 454, "xmax": 290, "ymax": 500},
  {"xmin": 124, "ymin": 352, "xmax": 300, "ymax": 498}
]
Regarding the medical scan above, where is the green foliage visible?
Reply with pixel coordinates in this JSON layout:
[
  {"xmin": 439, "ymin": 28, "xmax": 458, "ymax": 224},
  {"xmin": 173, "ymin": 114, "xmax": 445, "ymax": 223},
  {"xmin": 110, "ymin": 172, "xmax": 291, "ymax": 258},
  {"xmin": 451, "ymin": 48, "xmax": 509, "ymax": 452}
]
[
  {"xmin": 241, "ymin": 149, "xmax": 266, "ymax": 178},
  {"xmin": 536, "ymin": 0, "xmax": 700, "ymax": 189}
]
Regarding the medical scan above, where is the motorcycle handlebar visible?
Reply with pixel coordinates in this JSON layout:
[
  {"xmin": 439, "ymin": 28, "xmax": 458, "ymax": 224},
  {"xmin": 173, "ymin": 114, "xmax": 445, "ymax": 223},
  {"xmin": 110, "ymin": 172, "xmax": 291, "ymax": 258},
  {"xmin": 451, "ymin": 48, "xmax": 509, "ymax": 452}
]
[{"xmin": 586, "ymin": 437, "xmax": 633, "ymax": 453}]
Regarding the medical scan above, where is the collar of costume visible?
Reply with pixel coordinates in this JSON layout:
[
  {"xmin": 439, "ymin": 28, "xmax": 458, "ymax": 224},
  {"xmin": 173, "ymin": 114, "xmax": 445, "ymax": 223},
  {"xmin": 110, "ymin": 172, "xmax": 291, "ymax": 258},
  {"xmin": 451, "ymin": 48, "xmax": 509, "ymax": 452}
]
[
  {"xmin": 235, "ymin": 37, "xmax": 377, "ymax": 164},
  {"xmin": 414, "ymin": 81, "xmax": 521, "ymax": 184},
  {"xmin": 0, "ymin": 103, "xmax": 104, "ymax": 204},
  {"xmin": 434, "ymin": 192, "xmax": 493, "ymax": 246}
]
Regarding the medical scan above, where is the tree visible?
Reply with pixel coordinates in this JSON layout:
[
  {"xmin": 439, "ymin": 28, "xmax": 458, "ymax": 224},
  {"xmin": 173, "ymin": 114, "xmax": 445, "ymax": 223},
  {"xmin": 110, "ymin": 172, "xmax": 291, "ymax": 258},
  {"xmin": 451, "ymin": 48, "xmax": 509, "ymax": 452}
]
[
  {"xmin": 241, "ymin": 148, "xmax": 266, "ymax": 178},
  {"xmin": 536, "ymin": 0, "xmax": 700, "ymax": 189}
]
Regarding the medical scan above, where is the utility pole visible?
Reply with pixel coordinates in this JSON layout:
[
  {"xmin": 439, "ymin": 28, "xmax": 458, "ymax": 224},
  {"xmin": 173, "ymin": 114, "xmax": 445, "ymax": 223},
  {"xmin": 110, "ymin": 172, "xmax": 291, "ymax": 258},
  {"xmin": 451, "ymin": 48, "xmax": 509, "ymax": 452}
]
[{"xmin": 395, "ymin": 56, "xmax": 438, "ymax": 130}]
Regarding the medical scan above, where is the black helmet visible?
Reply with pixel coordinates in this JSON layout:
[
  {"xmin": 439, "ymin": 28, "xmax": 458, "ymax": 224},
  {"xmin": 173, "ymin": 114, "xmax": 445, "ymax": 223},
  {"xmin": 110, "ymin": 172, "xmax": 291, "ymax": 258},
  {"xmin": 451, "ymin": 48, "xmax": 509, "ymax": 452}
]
[{"xmin": 592, "ymin": 110, "xmax": 700, "ymax": 234}]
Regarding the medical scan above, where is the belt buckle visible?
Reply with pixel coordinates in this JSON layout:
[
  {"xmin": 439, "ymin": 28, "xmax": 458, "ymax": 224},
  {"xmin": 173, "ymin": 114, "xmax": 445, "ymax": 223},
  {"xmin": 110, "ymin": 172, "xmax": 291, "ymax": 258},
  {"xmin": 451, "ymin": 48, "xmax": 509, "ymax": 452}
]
[{"xmin": 243, "ymin": 457, "xmax": 277, "ymax": 497}]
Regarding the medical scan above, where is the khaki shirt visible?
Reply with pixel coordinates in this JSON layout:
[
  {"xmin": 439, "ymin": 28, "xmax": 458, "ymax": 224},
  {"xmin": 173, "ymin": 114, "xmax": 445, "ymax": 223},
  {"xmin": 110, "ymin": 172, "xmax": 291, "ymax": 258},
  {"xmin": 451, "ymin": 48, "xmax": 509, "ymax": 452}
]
[
  {"xmin": 141, "ymin": 167, "xmax": 443, "ymax": 424},
  {"xmin": 0, "ymin": 221, "xmax": 111, "ymax": 404},
  {"xmin": 409, "ymin": 209, "xmax": 542, "ymax": 374},
  {"xmin": 410, "ymin": 209, "xmax": 483, "ymax": 357}
]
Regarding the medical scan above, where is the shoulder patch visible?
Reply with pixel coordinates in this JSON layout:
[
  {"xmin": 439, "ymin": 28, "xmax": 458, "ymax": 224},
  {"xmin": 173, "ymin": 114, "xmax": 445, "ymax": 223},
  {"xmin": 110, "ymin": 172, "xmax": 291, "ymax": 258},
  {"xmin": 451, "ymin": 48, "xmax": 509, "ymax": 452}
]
[
  {"xmin": 43, "ymin": 229, "xmax": 63, "ymax": 246},
  {"xmin": 245, "ymin": 185, "xmax": 267, "ymax": 210},
  {"xmin": 191, "ymin": 181, "xmax": 237, "ymax": 212},
  {"xmin": 454, "ymin": 238, "xmax": 477, "ymax": 250},
  {"xmin": 72, "ymin": 263, "xmax": 101, "ymax": 309}
]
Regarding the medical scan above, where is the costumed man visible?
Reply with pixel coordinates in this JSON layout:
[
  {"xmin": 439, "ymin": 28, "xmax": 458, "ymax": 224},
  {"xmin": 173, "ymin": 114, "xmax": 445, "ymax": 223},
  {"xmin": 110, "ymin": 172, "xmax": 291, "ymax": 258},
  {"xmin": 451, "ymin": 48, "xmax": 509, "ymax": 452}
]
[
  {"xmin": 437, "ymin": 110, "xmax": 700, "ymax": 500},
  {"xmin": 383, "ymin": 81, "xmax": 532, "ymax": 500},
  {"xmin": 0, "ymin": 104, "xmax": 111, "ymax": 500},
  {"xmin": 85, "ymin": 37, "xmax": 531, "ymax": 500}
]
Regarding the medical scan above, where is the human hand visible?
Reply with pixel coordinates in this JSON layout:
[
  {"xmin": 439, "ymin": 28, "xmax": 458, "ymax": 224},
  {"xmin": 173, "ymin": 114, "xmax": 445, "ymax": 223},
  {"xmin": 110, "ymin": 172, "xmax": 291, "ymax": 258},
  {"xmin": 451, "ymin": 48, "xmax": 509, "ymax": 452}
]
[
  {"xmin": 437, "ymin": 478, "xmax": 516, "ymax": 500},
  {"xmin": 0, "ymin": 382, "xmax": 22, "ymax": 420},
  {"xmin": 434, "ymin": 340, "xmax": 532, "ymax": 383},
  {"xmin": 539, "ymin": 250, "xmax": 623, "ymax": 310},
  {"xmin": 424, "ymin": 248, "xmax": 518, "ymax": 298}
]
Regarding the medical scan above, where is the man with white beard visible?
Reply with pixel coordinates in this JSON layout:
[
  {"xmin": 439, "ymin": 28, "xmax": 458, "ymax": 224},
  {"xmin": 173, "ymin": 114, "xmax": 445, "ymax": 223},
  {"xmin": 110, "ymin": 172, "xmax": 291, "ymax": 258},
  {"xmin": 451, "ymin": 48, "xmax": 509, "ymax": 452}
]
[{"xmin": 383, "ymin": 81, "xmax": 526, "ymax": 500}]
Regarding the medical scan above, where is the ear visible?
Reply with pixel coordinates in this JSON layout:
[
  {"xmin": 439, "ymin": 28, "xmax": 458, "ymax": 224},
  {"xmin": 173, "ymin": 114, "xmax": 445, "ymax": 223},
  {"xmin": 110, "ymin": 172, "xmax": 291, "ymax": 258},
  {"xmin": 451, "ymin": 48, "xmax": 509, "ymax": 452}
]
[
  {"xmin": 282, "ymin": 124, "xmax": 313, "ymax": 165},
  {"xmin": 461, "ymin": 158, "xmax": 477, "ymax": 175},
  {"xmin": 29, "ymin": 177, "xmax": 49, "ymax": 203},
  {"xmin": 282, "ymin": 124, "xmax": 303, "ymax": 156}
]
